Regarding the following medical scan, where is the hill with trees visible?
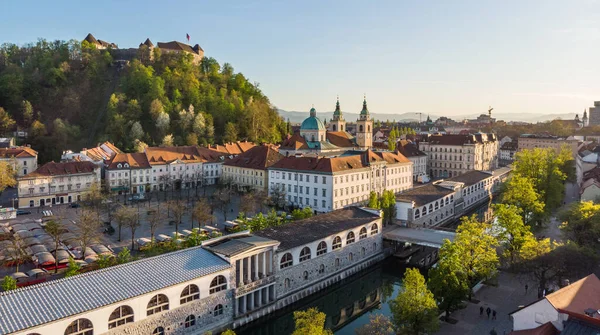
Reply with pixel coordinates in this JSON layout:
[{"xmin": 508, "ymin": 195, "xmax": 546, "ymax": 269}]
[{"xmin": 0, "ymin": 39, "xmax": 287, "ymax": 162}]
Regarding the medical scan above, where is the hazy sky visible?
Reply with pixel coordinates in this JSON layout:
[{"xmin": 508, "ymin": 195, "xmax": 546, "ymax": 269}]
[{"xmin": 3, "ymin": 0, "xmax": 599, "ymax": 116}]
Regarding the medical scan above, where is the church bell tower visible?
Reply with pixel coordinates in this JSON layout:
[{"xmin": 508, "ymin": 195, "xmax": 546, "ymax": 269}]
[
  {"xmin": 356, "ymin": 96, "xmax": 373, "ymax": 149},
  {"xmin": 329, "ymin": 96, "xmax": 346, "ymax": 132}
]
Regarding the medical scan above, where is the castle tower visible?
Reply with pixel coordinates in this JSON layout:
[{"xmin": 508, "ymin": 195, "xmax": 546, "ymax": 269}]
[
  {"xmin": 583, "ymin": 109, "xmax": 589, "ymax": 127},
  {"xmin": 328, "ymin": 96, "xmax": 346, "ymax": 132},
  {"xmin": 356, "ymin": 96, "xmax": 373, "ymax": 149}
]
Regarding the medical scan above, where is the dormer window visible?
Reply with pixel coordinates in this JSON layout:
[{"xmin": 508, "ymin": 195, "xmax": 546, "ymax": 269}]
[
  {"xmin": 124, "ymin": 163, "xmax": 129, "ymax": 168},
  {"xmin": 117, "ymin": 163, "xmax": 122, "ymax": 168}
]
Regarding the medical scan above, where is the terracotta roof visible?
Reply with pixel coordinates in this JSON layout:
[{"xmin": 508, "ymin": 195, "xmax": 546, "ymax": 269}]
[
  {"xmin": 83, "ymin": 33, "xmax": 98, "ymax": 44},
  {"xmin": 142, "ymin": 38, "xmax": 154, "ymax": 47},
  {"xmin": 0, "ymin": 147, "xmax": 37, "ymax": 159},
  {"xmin": 397, "ymin": 140, "xmax": 426, "ymax": 157},
  {"xmin": 157, "ymin": 41, "xmax": 202, "ymax": 55},
  {"xmin": 107, "ymin": 153, "xmax": 151, "ymax": 169},
  {"xmin": 223, "ymin": 145, "xmax": 283, "ymax": 170},
  {"xmin": 206, "ymin": 141, "xmax": 256, "ymax": 155},
  {"xmin": 281, "ymin": 132, "xmax": 309, "ymax": 150},
  {"xmin": 508, "ymin": 322, "xmax": 559, "ymax": 335},
  {"xmin": 327, "ymin": 132, "xmax": 356, "ymax": 148},
  {"xmin": 101, "ymin": 141, "xmax": 122, "ymax": 154},
  {"xmin": 145, "ymin": 146, "xmax": 204, "ymax": 165},
  {"xmin": 196, "ymin": 147, "xmax": 226, "ymax": 163},
  {"xmin": 24, "ymin": 161, "xmax": 97, "ymax": 178},
  {"xmin": 270, "ymin": 149, "xmax": 411, "ymax": 173},
  {"xmin": 546, "ymin": 274, "xmax": 600, "ymax": 318},
  {"xmin": 583, "ymin": 166, "xmax": 600, "ymax": 182}
]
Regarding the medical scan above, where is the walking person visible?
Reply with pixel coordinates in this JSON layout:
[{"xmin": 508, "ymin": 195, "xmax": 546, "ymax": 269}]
[
  {"xmin": 492, "ymin": 310, "xmax": 497, "ymax": 320},
  {"xmin": 480, "ymin": 306, "xmax": 484, "ymax": 317},
  {"xmin": 486, "ymin": 307, "xmax": 491, "ymax": 319}
]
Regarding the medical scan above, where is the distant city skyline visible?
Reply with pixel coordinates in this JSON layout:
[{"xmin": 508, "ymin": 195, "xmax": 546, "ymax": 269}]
[{"xmin": 2, "ymin": 0, "xmax": 599, "ymax": 116}]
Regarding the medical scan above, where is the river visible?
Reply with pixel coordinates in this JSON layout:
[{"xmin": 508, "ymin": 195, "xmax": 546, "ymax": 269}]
[{"xmin": 237, "ymin": 200, "xmax": 495, "ymax": 335}]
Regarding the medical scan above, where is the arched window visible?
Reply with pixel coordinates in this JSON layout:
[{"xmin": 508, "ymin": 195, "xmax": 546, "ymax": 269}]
[
  {"xmin": 428, "ymin": 204, "xmax": 433, "ymax": 212},
  {"xmin": 414, "ymin": 208, "xmax": 420, "ymax": 218},
  {"xmin": 371, "ymin": 223, "xmax": 379, "ymax": 235},
  {"xmin": 422, "ymin": 206, "xmax": 427, "ymax": 215},
  {"xmin": 184, "ymin": 315, "xmax": 196, "ymax": 328},
  {"xmin": 303, "ymin": 270, "xmax": 309, "ymax": 280},
  {"xmin": 280, "ymin": 253, "xmax": 293, "ymax": 268},
  {"xmin": 332, "ymin": 124, "xmax": 337, "ymax": 131},
  {"xmin": 434, "ymin": 201, "xmax": 439, "ymax": 210},
  {"xmin": 368, "ymin": 125, "xmax": 371, "ymax": 132},
  {"xmin": 152, "ymin": 327, "xmax": 165, "ymax": 335},
  {"xmin": 335, "ymin": 258, "xmax": 340, "ymax": 267},
  {"xmin": 209, "ymin": 275, "xmax": 227, "ymax": 294},
  {"xmin": 108, "ymin": 305, "xmax": 134, "ymax": 329},
  {"xmin": 348, "ymin": 252, "xmax": 353, "ymax": 262},
  {"xmin": 359, "ymin": 125, "xmax": 364, "ymax": 132},
  {"xmin": 346, "ymin": 231, "xmax": 355, "ymax": 244},
  {"xmin": 299, "ymin": 247, "xmax": 311, "ymax": 262},
  {"xmin": 445, "ymin": 197, "xmax": 449, "ymax": 205},
  {"xmin": 180, "ymin": 284, "xmax": 200, "ymax": 304},
  {"xmin": 359, "ymin": 227, "xmax": 367, "ymax": 239},
  {"xmin": 284, "ymin": 278, "xmax": 290, "ymax": 288},
  {"xmin": 332, "ymin": 236, "xmax": 342, "ymax": 250},
  {"xmin": 64, "ymin": 318, "xmax": 93, "ymax": 335},
  {"xmin": 319, "ymin": 264, "xmax": 325, "ymax": 274},
  {"xmin": 214, "ymin": 304, "xmax": 224, "ymax": 316},
  {"xmin": 316, "ymin": 241, "xmax": 327, "ymax": 256},
  {"xmin": 147, "ymin": 294, "xmax": 169, "ymax": 316}
]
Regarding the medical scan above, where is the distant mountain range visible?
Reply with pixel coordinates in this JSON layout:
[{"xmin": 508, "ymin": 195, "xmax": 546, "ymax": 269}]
[{"xmin": 277, "ymin": 109, "xmax": 579, "ymax": 124}]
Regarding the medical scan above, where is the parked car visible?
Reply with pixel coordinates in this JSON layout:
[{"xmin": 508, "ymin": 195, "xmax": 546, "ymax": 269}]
[
  {"xmin": 69, "ymin": 203, "xmax": 80, "ymax": 208},
  {"xmin": 16, "ymin": 210, "xmax": 31, "ymax": 215},
  {"xmin": 128, "ymin": 194, "xmax": 145, "ymax": 202}
]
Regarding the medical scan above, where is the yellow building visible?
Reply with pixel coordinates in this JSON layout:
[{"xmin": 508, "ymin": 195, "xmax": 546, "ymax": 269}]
[{"xmin": 222, "ymin": 145, "xmax": 283, "ymax": 192}]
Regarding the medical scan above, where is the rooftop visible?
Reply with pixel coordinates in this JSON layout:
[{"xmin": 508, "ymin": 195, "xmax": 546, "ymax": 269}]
[
  {"xmin": 0, "ymin": 246, "xmax": 229, "ymax": 335},
  {"xmin": 254, "ymin": 207, "xmax": 381, "ymax": 251},
  {"xmin": 383, "ymin": 227, "xmax": 456, "ymax": 248},
  {"xmin": 396, "ymin": 183, "xmax": 455, "ymax": 206},
  {"xmin": 203, "ymin": 235, "xmax": 277, "ymax": 257},
  {"xmin": 420, "ymin": 133, "xmax": 497, "ymax": 145},
  {"xmin": 0, "ymin": 147, "xmax": 37, "ymax": 159},
  {"xmin": 107, "ymin": 152, "xmax": 151, "ymax": 169},
  {"xmin": 23, "ymin": 161, "xmax": 97, "ymax": 178},
  {"xmin": 546, "ymin": 274, "xmax": 600, "ymax": 318},
  {"xmin": 223, "ymin": 144, "xmax": 283, "ymax": 170},
  {"xmin": 397, "ymin": 140, "xmax": 426, "ymax": 157}
]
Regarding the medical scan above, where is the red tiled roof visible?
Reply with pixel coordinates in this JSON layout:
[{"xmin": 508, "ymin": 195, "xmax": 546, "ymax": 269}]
[
  {"xmin": 156, "ymin": 41, "xmax": 202, "ymax": 54},
  {"xmin": 145, "ymin": 146, "xmax": 204, "ymax": 165},
  {"xmin": 223, "ymin": 145, "xmax": 283, "ymax": 170},
  {"xmin": 508, "ymin": 322, "xmax": 558, "ymax": 335},
  {"xmin": 25, "ymin": 161, "xmax": 97, "ymax": 178},
  {"xmin": 281, "ymin": 132, "xmax": 309, "ymax": 150},
  {"xmin": 326, "ymin": 132, "xmax": 355, "ymax": 148},
  {"xmin": 0, "ymin": 147, "xmax": 37, "ymax": 159},
  {"xmin": 270, "ymin": 149, "xmax": 411, "ymax": 173},
  {"xmin": 107, "ymin": 153, "xmax": 150, "ymax": 169},
  {"xmin": 397, "ymin": 140, "xmax": 426, "ymax": 157},
  {"xmin": 546, "ymin": 274, "xmax": 600, "ymax": 318}
]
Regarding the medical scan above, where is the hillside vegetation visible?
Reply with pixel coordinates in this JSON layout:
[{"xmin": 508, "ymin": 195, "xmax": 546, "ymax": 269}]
[{"xmin": 0, "ymin": 39, "xmax": 286, "ymax": 162}]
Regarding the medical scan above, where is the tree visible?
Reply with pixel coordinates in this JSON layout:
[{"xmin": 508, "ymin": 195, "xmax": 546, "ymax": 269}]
[
  {"xmin": 116, "ymin": 247, "xmax": 132, "ymax": 264},
  {"xmin": 2, "ymin": 237, "xmax": 29, "ymax": 272},
  {"xmin": 493, "ymin": 204, "xmax": 533, "ymax": 264},
  {"xmin": 558, "ymin": 201, "xmax": 600, "ymax": 249},
  {"xmin": 452, "ymin": 215, "xmax": 499, "ymax": 299},
  {"xmin": 21, "ymin": 100, "xmax": 33, "ymax": 126},
  {"xmin": 223, "ymin": 122, "xmax": 238, "ymax": 143},
  {"xmin": 147, "ymin": 210, "xmax": 165, "ymax": 243},
  {"xmin": 240, "ymin": 192, "xmax": 259, "ymax": 216},
  {"xmin": 149, "ymin": 98, "xmax": 165, "ymax": 120},
  {"xmin": 45, "ymin": 220, "xmax": 66, "ymax": 273},
  {"xmin": 428, "ymin": 244, "xmax": 469, "ymax": 321},
  {"xmin": 0, "ymin": 161, "xmax": 16, "ymax": 193},
  {"xmin": 1, "ymin": 275, "xmax": 16, "ymax": 291},
  {"xmin": 130, "ymin": 121, "xmax": 144, "ymax": 141},
  {"xmin": 123, "ymin": 210, "xmax": 140, "ymax": 251},
  {"xmin": 97, "ymin": 254, "xmax": 116, "ymax": 269},
  {"xmin": 74, "ymin": 209, "xmax": 102, "ymax": 261},
  {"xmin": 268, "ymin": 184, "xmax": 287, "ymax": 209},
  {"xmin": 390, "ymin": 268, "xmax": 439, "ymax": 334},
  {"xmin": 113, "ymin": 205, "xmax": 136, "ymax": 242},
  {"xmin": 221, "ymin": 330, "xmax": 236, "ymax": 335},
  {"xmin": 192, "ymin": 198, "xmax": 214, "ymax": 229},
  {"xmin": 355, "ymin": 314, "xmax": 395, "ymax": 335},
  {"xmin": 161, "ymin": 134, "xmax": 174, "ymax": 147},
  {"xmin": 500, "ymin": 175, "xmax": 545, "ymax": 226},
  {"xmin": 368, "ymin": 191, "xmax": 379, "ymax": 208},
  {"xmin": 380, "ymin": 190, "xmax": 397, "ymax": 225},
  {"xmin": 291, "ymin": 307, "xmax": 333, "ymax": 335},
  {"xmin": 65, "ymin": 257, "xmax": 81, "ymax": 277},
  {"xmin": 0, "ymin": 107, "xmax": 15, "ymax": 135},
  {"xmin": 83, "ymin": 182, "xmax": 105, "ymax": 220},
  {"xmin": 291, "ymin": 207, "xmax": 313, "ymax": 220},
  {"xmin": 167, "ymin": 199, "xmax": 186, "ymax": 235}
]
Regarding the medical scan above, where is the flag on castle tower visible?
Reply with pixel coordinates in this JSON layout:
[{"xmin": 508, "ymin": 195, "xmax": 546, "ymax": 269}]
[{"xmin": 186, "ymin": 33, "xmax": 190, "ymax": 42}]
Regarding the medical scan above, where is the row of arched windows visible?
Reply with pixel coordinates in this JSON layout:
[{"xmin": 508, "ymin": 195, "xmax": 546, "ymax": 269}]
[
  {"xmin": 60, "ymin": 275, "xmax": 227, "ymax": 335},
  {"xmin": 279, "ymin": 224, "xmax": 379, "ymax": 269},
  {"xmin": 414, "ymin": 195, "xmax": 454, "ymax": 219}
]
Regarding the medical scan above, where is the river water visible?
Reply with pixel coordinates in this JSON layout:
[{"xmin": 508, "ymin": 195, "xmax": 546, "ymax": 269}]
[{"xmin": 237, "ymin": 200, "xmax": 495, "ymax": 335}]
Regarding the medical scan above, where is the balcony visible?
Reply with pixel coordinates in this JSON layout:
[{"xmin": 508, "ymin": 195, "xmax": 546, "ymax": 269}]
[{"xmin": 235, "ymin": 275, "xmax": 275, "ymax": 297}]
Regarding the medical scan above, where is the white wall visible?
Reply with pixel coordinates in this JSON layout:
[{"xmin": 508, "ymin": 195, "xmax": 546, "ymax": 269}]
[{"xmin": 511, "ymin": 299, "xmax": 560, "ymax": 331}]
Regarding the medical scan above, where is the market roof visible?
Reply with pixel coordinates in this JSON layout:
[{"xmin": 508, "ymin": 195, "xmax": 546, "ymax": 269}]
[
  {"xmin": 0, "ymin": 246, "xmax": 229, "ymax": 335},
  {"xmin": 449, "ymin": 170, "xmax": 493, "ymax": 186},
  {"xmin": 254, "ymin": 207, "xmax": 381, "ymax": 251},
  {"xmin": 203, "ymin": 235, "xmax": 277, "ymax": 257},
  {"xmin": 383, "ymin": 227, "xmax": 456, "ymax": 248},
  {"xmin": 395, "ymin": 183, "xmax": 455, "ymax": 207}
]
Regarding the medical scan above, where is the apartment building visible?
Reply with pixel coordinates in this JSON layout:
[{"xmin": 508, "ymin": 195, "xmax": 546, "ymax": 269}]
[
  {"xmin": 0, "ymin": 146, "xmax": 38, "ymax": 177},
  {"xmin": 518, "ymin": 134, "xmax": 579, "ymax": 157},
  {"xmin": 267, "ymin": 149, "xmax": 413, "ymax": 212},
  {"xmin": 396, "ymin": 140, "xmax": 428, "ymax": 182},
  {"xmin": 17, "ymin": 161, "xmax": 100, "ymax": 207},
  {"xmin": 222, "ymin": 144, "xmax": 283, "ymax": 192},
  {"xmin": 419, "ymin": 133, "xmax": 498, "ymax": 179},
  {"xmin": 105, "ymin": 153, "xmax": 152, "ymax": 194}
]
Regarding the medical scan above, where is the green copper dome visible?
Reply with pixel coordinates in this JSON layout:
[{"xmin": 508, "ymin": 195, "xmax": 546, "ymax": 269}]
[
  {"xmin": 360, "ymin": 98, "xmax": 369, "ymax": 115},
  {"xmin": 301, "ymin": 107, "xmax": 326, "ymax": 131}
]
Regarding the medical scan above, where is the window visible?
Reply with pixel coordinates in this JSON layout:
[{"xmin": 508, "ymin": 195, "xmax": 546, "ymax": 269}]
[
  {"xmin": 319, "ymin": 264, "xmax": 325, "ymax": 274},
  {"xmin": 180, "ymin": 284, "xmax": 200, "ymax": 304},
  {"xmin": 214, "ymin": 304, "xmax": 224, "ymax": 316},
  {"xmin": 349, "ymin": 252, "xmax": 353, "ymax": 262},
  {"xmin": 152, "ymin": 327, "xmax": 165, "ymax": 335},
  {"xmin": 147, "ymin": 294, "xmax": 169, "ymax": 316},
  {"xmin": 108, "ymin": 306, "xmax": 134, "ymax": 329},
  {"xmin": 335, "ymin": 258, "xmax": 340, "ymax": 267},
  {"xmin": 209, "ymin": 275, "xmax": 227, "ymax": 294},
  {"xmin": 317, "ymin": 241, "xmax": 327, "ymax": 255},
  {"xmin": 359, "ymin": 227, "xmax": 367, "ymax": 239},
  {"xmin": 64, "ymin": 319, "xmax": 93, "ymax": 335},
  {"xmin": 184, "ymin": 315, "xmax": 196, "ymax": 328},
  {"xmin": 303, "ymin": 270, "xmax": 309, "ymax": 280},
  {"xmin": 371, "ymin": 223, "xmax": 379, "ymax": 235},
  {"xmin": 314, "ymin": 188, "xmax": 317, "ymax": 196},
  {"xmin": 299, "ymin": 247, "xmax": 311, "ymax": 262},
  {"xmin": 280, "ymin": 253, "xmax": 293, "ymax": 268},
  {"xmin": 284, "ymin": 278, "xmax": 290, "ymax": 288},
  {"xmin": 332, "ymin": 236, "xmax": 342, "ymax": 250},
  {"xmin": 346, "ymin": 231, "xmax": 355, "ymax": 244},
  {"xmin": 322, "ymin": 176, "xmax": 326, "ymax": 184},
  {"xmin": 361, "ymin": 247, "xmax": 366, "ymax": 257},
  {"xmin": 322, "ymin": 188, "xmax": 326, "ymax": 197}
]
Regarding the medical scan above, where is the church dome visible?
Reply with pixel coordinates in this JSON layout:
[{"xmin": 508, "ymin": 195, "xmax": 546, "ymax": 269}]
[{"xmin": 301, "ymin": 107, "xmax": 326, "ymax": 131}]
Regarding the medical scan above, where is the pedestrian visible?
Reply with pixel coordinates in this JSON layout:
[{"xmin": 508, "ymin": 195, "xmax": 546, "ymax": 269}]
[
  {"xmin": 492, "ymin": 310, "xmax": 497, "ymax": 320},
  {"xmin": 480, "ymin": 306, "xmax": 484, "ymax": 317},
  {"xmin": 486, "ymin": 307, "xmax": 491, "ymax": 319},
  {"xmin": 525, "ymin": 284, "xmax": 528, "ymax": 294}
]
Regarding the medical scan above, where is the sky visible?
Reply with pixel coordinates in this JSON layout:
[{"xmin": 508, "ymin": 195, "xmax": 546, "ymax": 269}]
[{"xmin": 2, "ymin": 0, "xmax": 600, "ymax": 117}]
